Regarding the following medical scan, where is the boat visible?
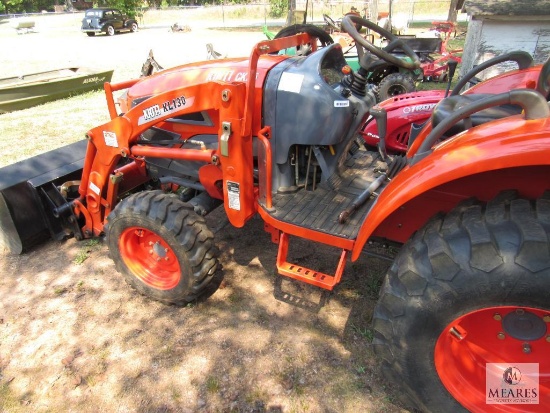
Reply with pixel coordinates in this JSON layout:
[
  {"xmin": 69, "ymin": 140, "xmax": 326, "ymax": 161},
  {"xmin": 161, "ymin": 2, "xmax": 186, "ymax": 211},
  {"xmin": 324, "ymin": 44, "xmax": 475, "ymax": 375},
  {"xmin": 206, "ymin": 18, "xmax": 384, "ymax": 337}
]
[{"xmin": 0, "ymin": 67, "xmax": 114, "ymax": 113}]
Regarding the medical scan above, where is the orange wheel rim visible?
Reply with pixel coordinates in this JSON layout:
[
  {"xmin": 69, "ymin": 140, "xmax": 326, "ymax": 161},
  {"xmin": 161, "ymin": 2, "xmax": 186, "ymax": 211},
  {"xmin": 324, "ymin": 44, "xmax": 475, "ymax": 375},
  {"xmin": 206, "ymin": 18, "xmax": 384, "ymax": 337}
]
[
  {"xmin": 435, "ymin": 306, "xmax": 549, "ymax": 412},
  {"xmin": 119, "ymin": 227, "xmax": 181, "ymax": 290}
]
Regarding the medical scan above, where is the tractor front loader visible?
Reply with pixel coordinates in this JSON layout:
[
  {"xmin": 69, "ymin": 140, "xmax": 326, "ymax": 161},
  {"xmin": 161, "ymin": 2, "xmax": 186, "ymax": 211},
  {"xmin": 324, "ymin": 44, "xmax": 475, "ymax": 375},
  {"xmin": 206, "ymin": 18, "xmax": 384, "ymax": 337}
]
[{"xmin": 1, "ymin": 15, "xmax": 549, "ymax": 412}]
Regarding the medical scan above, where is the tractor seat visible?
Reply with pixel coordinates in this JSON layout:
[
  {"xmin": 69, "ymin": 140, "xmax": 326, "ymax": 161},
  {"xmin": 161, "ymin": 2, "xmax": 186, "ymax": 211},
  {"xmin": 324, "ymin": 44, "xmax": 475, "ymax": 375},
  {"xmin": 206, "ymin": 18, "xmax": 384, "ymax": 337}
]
[
  {"xmin": 431, "ymin": 94, "xmax": 521, "ymax": 137},
  {"xmin": 432, "ymin": 55, "xmax": 550, "ymax": 137}
]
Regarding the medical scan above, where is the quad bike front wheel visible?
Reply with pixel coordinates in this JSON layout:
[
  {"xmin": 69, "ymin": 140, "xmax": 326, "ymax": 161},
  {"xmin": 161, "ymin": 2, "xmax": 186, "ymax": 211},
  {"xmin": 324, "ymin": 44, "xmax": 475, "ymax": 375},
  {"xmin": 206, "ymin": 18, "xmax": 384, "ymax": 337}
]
[
  {"xmin": 373, "ymin": 193, "xmax": 550, "ymax": 412},
  {"xmin": 376, "ymin": 72, "xmax": 416, "ymax": 102},
  {"xmin": 105, "ymin": 190, "xmax": 219, "ymax": 305}
]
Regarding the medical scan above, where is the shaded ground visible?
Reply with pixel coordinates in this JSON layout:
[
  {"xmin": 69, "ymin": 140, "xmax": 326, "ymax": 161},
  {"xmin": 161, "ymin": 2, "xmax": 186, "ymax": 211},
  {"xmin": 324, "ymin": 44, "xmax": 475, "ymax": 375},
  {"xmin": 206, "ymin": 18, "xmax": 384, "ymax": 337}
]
[{"xmin": 1, "ymin": 209, "xmax": 400, "ymax": 412}]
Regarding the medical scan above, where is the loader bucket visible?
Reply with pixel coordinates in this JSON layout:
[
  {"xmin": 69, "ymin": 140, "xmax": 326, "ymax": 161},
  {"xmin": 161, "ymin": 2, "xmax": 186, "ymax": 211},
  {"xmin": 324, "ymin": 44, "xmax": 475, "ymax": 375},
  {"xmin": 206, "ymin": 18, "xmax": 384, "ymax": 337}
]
[{"xmin": 0, "ymin": 140, "xmax": 87, "ymax": 254}]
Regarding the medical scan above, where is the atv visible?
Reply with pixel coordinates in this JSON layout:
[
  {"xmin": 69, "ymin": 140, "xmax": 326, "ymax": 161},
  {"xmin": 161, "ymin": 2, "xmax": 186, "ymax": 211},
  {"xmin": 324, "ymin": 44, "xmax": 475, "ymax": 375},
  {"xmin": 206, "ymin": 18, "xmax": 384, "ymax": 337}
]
[
  {"xmin": 362, "ymin": 50, "xmax": 546, "ymax": 153},
  {"xmin": 1, "ymin": 15, "xmax": 549, "ymax": 413}
]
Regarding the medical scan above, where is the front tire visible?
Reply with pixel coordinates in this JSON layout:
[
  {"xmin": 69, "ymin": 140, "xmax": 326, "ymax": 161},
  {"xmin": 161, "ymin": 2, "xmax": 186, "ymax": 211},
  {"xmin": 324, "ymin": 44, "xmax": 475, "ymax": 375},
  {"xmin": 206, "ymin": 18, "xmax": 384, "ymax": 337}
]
[
  {"xmin": 105, "ymin": 191, "xmax": 219, "ymax": 305},
  {"xmin": 130, "ymin": 22, "xmax": 138, "ymax": 32},
  {"xmin": 376, "ymin": 72, "xmax": 416, "ymax": 102},
  {"xmin": 373, "ymin": 194, "xmax": 550, "ymax": 412},
  {"xmin": 106, "ymin": 25, "xmax": 115, "ymax": 36}
]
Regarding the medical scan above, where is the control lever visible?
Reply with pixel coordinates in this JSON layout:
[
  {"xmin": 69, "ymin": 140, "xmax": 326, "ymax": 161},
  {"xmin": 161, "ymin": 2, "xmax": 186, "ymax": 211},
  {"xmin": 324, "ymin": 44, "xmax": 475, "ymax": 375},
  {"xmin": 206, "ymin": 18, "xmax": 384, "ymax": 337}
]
[
  {"xmin": 444, "ymin": 59, "xmax": 459, "ymax": 98},
  {"xmin": 370, "ymin": 106, "xmax": 388, "ymax": 161}
]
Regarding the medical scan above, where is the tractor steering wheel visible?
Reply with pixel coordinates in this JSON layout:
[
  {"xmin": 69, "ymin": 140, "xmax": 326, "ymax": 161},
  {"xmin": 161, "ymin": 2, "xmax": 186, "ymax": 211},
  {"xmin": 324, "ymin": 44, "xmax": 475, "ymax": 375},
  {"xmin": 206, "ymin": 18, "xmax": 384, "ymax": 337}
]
[
  {"xmin": 323, "ymin": 14, "xmax": 340, "ymax": 31},
  {"xmin": 341, "ymin": 15, "xmax": 420, "ymax": 71}
]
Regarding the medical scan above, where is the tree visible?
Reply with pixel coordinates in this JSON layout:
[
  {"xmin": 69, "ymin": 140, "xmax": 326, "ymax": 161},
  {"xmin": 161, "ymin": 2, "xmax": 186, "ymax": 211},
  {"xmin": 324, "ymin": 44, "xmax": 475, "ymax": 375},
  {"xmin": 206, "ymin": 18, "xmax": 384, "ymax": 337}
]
[
  {"xmin": 103, "ymin": 0, "xmax": 143, "ymax": 17},
  {"xmin": 1, "ymin": 0, "xmax": 25, "ymax": 13},
  {"xmin": 269, "ymin": 0, "xmax": 286, "ymax": 18},
  {"xmin": 447, "ymin": 0, "xmax": 461, "ymax": 23}
]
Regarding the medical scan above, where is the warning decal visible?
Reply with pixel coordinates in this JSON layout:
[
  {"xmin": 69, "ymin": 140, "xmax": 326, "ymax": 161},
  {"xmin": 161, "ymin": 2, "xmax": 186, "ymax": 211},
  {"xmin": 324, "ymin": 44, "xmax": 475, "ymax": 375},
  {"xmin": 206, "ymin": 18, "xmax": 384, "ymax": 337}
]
[{"xmin": 227, "ymin": 181, "xmax": 240, "ymax": 211}]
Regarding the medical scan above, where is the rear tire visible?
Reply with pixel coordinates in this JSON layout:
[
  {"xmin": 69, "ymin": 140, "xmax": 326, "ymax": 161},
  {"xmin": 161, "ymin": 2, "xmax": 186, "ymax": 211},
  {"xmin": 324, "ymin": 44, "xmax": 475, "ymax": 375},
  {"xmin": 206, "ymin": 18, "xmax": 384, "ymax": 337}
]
[
  {"xmin": 130, "ymin": 22, "xmax": 138, "ymax": 32},
  {"xmin": 376, "ymin": 72, "xmax": 416, "ymax": 102},
  {"xmin": 106, "ymin": 25, "xmax": 115, "ymax": 36},
  {"xmin": 373, "ymin": 194, "xmax": 550, "ymax": 412},
  {"xmin": 105, "ymin": 191, "xmax": 219, "ymax": 305},
  {"xmin": 86, "ymin": 32, "xmax": 95, "ymax": 37}
]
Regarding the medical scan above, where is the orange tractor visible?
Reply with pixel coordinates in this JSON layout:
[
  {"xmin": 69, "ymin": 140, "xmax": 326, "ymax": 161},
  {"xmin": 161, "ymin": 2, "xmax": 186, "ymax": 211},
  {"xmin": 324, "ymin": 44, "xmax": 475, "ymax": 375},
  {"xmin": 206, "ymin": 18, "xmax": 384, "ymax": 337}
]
[{"xmin": 1, "ymin": 15, "xmax": 549, "ymax": 412}]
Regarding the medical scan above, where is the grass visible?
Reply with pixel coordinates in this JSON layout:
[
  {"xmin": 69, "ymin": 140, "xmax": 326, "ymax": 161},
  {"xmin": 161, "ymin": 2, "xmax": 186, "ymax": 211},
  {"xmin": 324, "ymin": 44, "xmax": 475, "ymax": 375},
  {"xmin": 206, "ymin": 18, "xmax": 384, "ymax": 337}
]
[
  {"xmin": 0, "ymin": 381, "xmax": 23, "ymax": 413},
  {"xmin": 0, "ymin": 90, "xmax": 108, "ymax": 168},
  {"xmin": 73, "ymin": 239, "xmax": 101, "ymax": 265},
  {"xmin": 206, "ymin": 376, "xmax": 221, "ymax": 393},
  {"xmin": 245, "ymin": 387, "xmax": 270, "ymax": 404},
  {"xmin": 351, "ymin": 323, "xmax": 374, "ymax": 342},
  {"xmin": 54, "ymin": 286, "xmax": 68, "ymax": 295}
]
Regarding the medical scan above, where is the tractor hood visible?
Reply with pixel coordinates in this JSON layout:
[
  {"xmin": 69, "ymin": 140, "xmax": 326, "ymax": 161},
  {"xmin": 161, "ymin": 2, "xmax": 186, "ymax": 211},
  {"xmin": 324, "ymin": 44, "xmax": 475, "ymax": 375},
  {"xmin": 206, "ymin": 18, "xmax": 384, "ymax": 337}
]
[{"xmin": 123, "ymin": 55, "xmax": 290, "ymax": 111}]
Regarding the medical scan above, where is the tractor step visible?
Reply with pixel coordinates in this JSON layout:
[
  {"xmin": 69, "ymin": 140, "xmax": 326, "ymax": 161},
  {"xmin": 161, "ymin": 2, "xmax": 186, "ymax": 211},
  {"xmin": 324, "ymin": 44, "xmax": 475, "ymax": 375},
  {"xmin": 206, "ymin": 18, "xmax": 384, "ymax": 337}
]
[{"xmin": 276, "ymin": 232, "xmax": 348, "ymax": 290}]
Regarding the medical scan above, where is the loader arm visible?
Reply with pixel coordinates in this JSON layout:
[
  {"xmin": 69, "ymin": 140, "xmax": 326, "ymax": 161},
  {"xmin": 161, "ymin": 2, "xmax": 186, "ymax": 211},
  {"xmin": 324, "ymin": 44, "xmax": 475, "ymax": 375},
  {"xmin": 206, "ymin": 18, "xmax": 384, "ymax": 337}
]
[{"xmin": 80, "ymin": 81, "xmax": 248, "ymax": 236}]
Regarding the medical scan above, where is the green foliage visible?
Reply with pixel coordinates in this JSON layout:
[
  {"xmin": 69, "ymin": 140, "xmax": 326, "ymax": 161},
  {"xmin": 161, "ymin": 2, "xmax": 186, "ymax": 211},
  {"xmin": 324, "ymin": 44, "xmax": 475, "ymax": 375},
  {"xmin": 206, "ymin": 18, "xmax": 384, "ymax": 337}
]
[
  {"xmin": 1, "ymin": 0, "xmax": 58, "ymax": 13},
  {"xmin": 100, "ymin": 0, "xmax": 143, "ymax": 18},
  {"xmin": 0, "ymin": 0, "xmax": 24, "ymax": 14},
  {"xmin": 269, "ymin": 0, "xmax": 287, "ymax": 18}
]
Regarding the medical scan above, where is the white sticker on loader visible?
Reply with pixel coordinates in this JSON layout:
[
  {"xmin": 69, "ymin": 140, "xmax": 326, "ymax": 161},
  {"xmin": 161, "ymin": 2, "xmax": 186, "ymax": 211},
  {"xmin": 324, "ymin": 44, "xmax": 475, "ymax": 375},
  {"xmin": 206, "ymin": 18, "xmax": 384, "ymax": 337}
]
[
  {"xmin": 89, "ymin": 182, "xmax": 101, "ymax": 196},
  {"xmin": 103, "ymin": 131, "xmax": 118, "ymax": 147},
  {"xmin": 227, "ymin": 181, "xmax": 240, "ymax": 211},
  {"xmin": 278, "ymin": 72, "xmax": 304, "ymax": 94}
]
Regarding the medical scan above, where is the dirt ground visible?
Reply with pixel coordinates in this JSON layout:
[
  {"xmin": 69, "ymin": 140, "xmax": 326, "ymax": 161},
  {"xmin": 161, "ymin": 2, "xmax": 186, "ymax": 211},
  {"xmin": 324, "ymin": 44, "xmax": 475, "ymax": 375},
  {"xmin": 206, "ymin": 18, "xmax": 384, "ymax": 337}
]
[
  {"xmin": 1, "ymin": 210, "xmax": 399, "ymax": 413},
  {"xmin": 0, "ymin": 11, "xmax": 406, "ymax": 413}
]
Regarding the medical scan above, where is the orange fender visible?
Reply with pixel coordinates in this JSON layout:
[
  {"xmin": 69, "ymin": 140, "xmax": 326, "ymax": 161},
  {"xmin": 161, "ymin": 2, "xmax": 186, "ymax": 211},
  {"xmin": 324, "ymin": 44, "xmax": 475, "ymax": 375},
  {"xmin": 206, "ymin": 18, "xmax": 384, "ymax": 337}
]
[{"xmin": 352, "ymin": 115, "xmax": 550, "ymax": 261}]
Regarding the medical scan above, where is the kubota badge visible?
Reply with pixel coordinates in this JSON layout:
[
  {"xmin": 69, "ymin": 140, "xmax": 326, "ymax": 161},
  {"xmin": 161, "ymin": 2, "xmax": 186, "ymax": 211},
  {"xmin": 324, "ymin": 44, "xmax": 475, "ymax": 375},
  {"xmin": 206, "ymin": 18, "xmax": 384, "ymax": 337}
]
[{"xmin": 138, "ymin": 96, "xmax": 194, "ymax": 125}]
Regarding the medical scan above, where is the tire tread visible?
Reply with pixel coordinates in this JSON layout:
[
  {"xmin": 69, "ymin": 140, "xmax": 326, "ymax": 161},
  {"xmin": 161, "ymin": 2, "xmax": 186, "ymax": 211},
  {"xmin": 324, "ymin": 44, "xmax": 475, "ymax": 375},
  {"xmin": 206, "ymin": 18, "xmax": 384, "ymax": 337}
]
[
  {"xmin": 105, "ymin": 190, "xmax": 219, "ymax": 304},
  {"xmin": 372, "ymin": 193, "xmax": 550, "ymax": 411}
]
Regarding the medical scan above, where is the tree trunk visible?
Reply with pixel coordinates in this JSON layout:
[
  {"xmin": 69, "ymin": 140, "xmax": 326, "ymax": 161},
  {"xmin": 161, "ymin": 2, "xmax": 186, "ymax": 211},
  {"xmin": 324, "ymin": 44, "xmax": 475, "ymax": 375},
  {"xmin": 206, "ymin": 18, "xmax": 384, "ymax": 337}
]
[
  {"xmin": 290, "ymin": 0, "xmax": 295, "ymax": 11},
  {"xmin": 447, "ymin": 0, "xmax": 460, "ymax": 22}
]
